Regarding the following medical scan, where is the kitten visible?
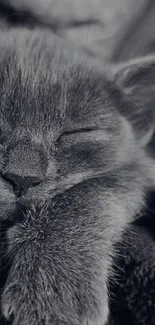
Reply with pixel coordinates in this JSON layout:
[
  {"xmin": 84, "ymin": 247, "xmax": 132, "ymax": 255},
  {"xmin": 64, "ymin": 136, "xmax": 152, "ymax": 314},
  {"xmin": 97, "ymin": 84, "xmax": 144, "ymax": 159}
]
[{"xmin": 0, "ymin": 29, "xmax": 154, "ymax": 325}]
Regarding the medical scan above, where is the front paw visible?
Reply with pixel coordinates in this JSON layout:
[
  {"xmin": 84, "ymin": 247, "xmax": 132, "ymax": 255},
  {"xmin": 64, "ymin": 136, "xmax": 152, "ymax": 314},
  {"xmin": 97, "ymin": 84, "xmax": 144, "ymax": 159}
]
[
  {"xmin": 2, "ymin": 266, "xmax": 109, "ymax": 325},
  {"xmin": 2, "ymin": 219, "xmax": 110, "ymax": 325}
]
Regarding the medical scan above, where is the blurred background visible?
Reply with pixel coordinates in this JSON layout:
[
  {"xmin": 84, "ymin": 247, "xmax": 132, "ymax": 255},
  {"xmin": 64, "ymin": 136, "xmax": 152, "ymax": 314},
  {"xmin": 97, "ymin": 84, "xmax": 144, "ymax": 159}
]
[{"xmin": 0, "ymin": 0, "xmax": 155, "ymax": 63}]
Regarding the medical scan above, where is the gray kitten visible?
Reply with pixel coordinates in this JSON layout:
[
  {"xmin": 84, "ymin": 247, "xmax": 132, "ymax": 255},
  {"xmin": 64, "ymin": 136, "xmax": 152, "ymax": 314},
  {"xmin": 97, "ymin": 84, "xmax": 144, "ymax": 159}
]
[{"xmin": 0, "ymin": 29, "xmax": 155, "ymax": 325}]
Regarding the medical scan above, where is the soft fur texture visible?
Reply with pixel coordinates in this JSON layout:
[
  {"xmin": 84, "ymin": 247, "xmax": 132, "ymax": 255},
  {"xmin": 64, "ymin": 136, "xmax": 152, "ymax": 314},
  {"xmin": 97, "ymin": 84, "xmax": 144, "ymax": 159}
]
[
  {"xmin": 0, "ymin": 29, "xmax": 154, "ymax": 325},
  {"xmin": 108, "ymin": 189, "xmax": 155, "ymax": 325},
  {"xmin": 109, "ymin": 219, "xmax": 155, "ymax": 325}
]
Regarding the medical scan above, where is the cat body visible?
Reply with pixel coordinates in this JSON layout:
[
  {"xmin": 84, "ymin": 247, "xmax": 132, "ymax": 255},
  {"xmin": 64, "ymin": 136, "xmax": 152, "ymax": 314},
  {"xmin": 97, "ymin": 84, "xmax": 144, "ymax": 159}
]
[{"xmin": 109, "ymin": 221, "xmax": 155, "ymax": 325}]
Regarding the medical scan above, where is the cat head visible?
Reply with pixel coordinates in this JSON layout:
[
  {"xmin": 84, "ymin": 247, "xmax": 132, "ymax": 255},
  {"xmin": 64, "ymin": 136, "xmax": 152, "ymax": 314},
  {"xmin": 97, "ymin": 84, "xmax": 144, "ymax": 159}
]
[{"xmin": 0, "ymin": 29, "xmax": 154, "ymax": 222}]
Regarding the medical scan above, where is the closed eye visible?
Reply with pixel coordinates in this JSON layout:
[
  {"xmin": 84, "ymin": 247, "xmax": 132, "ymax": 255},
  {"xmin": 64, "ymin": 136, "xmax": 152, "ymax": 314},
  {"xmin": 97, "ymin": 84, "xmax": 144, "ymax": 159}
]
[
  {"xmin": 56, "ymin": 127, "xmax": 100, "ymax": 146},
  {"xmin": 60, "ymin": 127, "xmax": 98, "ymax": 137}
]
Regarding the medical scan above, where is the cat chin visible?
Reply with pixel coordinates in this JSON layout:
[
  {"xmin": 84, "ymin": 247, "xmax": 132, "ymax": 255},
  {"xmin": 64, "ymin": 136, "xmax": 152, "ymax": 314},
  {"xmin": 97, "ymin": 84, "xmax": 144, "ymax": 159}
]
[
  {"xmin": 0, "ymin": 191, "xmax": 49, "ymax": 221},
  {"xmin": 0, "ymin": 196, "xmax": 38, "ymax": 222},
  {"xmin": 0, "ymin": 201, "xmax": 17, "ymax": 221}
]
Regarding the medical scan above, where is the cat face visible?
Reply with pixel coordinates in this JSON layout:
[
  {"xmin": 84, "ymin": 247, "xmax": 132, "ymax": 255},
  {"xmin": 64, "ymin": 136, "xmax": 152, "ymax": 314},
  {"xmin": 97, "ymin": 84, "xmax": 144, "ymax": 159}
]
[{"xmin": 0, "ymin": 29, "xmax": 138, "ymax": 219}]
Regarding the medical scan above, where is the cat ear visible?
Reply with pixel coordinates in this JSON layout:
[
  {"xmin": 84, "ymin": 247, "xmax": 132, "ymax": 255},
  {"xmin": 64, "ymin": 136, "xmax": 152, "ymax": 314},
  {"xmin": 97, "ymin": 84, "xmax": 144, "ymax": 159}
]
[{"xmin": 110, "ymin": 56, "xmax": 155, "ymax": 147}]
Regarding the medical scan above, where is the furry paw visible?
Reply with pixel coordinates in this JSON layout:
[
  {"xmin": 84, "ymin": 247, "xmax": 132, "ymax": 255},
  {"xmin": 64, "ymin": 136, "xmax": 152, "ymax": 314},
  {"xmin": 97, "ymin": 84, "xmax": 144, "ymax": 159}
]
[{"xmin": 1, "ymin": 215, "xmax": 109, "ymax": 325}]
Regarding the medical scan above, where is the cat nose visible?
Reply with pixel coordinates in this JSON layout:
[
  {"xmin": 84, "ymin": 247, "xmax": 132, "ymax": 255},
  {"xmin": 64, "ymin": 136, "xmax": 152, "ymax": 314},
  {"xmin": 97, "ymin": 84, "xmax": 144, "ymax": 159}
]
[
  {"xmin": 2, "ymin": 172, "xmax": 42, "ymax": 197},
  {"xmin": 2, "ymin": 139, "xmax": 47, "ymax": 198}
]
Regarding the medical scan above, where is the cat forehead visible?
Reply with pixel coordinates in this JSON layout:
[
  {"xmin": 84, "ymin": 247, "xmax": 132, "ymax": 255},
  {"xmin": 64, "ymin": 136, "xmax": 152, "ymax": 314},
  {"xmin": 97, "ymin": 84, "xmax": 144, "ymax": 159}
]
[{"xmin": 0, "ymin": 31, "xmax": 121, "ymax": 135}]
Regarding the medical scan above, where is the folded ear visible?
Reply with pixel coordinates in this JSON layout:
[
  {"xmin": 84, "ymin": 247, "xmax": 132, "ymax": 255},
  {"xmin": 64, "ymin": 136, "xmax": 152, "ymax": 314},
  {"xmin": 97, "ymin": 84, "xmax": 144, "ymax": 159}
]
[{"xmin": 110, "ymin": 55, "xmax": 155, "ymax": 147}]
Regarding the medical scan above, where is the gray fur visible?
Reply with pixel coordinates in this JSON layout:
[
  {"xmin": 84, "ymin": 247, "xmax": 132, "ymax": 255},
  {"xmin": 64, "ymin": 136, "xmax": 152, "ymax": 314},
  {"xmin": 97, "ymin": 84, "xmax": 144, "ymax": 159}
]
[
  {"xmin": 0, "ymin": 29, "xmax": 154, "ymax": 324},
  {"xmin": 109, "ymin": 223, "xmax": 155, "ymax": 325}
]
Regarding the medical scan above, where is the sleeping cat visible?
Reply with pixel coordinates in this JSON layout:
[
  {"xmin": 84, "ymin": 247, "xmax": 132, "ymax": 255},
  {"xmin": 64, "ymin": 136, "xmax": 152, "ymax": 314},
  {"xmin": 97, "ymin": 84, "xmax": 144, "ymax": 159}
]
[{"xmin": 0, "ymin": 29, "xmax": 155, "ymax": 325}]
